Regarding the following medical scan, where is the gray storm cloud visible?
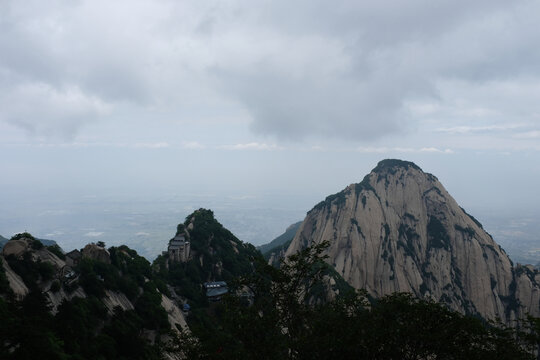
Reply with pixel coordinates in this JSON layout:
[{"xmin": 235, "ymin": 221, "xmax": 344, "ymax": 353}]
[
  {"xmin": 1, "ymin": 0, "xmax": 539, "ymax": 141},
  {"xmin": 0, "ymin": 82, "xmax": 109, "ymax": 138}
]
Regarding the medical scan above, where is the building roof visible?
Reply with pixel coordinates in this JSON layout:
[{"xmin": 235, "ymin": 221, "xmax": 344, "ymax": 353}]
[
  {"xmin": 206, "ymin": 287, "xmax": 229, "ymax": 298},
  {"xmin": 169, "ymin": 240, "xmax": 188, "ymax": 246},
  {"xmin": 168, "ymin": 234, "xmax": 189, "ymax": 249},
  {"xmin": 203, "ymin": 281, "xmax": 228, "ymax": 298}
]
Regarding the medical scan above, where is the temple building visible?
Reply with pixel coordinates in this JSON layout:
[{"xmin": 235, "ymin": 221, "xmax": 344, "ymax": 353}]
[{"xmin": 168, "ymin": 233, "xmax": 190, "ymax": 263}]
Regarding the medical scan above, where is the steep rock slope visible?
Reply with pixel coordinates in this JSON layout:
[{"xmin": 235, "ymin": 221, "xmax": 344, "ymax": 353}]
[{"xmin": 286, "ymin": 159, "xmax": 540, "ymax": 322}]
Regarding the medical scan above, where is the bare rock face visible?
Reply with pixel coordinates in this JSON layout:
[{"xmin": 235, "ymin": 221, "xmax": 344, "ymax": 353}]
[
  {"xmin": 102, "ymin": 290, "xmax": 135, "ymax": 313},
  {"xmin": 2, "ymin": 239, "xmax": 30, "ymax": 258},
  {"xmin": 1, "ymin": 257, "xmax": 29, "ymax": 299},
  {"xmin": 1, "ymin": 236, "xmax": 67, "ymax": 297},
  {"xmin": 82, "ymin": 244, "xmax": 111, "ymax": 264},
  {"xmin": 286, "ymin": 159, "xmax": 540, "ymax": 322},
  {"xmin": 161, "ymin": 294, "xmax": 188, "ymax": 333},
  {"xmin": 47, "ymin": 287, "xmax": 87, "ymax": 314}
]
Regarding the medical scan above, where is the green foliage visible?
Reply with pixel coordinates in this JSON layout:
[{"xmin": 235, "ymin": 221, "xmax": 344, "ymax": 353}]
[
  {"xmin": 404, "ymin": 212, "xmax": 417, "ymax": 221},
  {"xmin": 31, "ymin": 238, "xmax": 44, "ymax": 250},
  {"xmin": 423, "ymin": 185, "xmax": 443, "ymax": 197},
  {"xmin": 460, "ymin": 206, "xmax": 485, "ymax": 229},
  {"xmin": 9, "ymin": 232, "xmax": 47, "ymax": 250},
  {"xmin": 103, "ymin": 308, "xmax": 162, "ymax": 360},
  {"xmin": 10, "ymin": 232, "xmax": 36, "ymax": 241},
  {"xmin": 156, "ymin": 209, "xmax": 262, "ymax": 308},
  {"xmin": 1, "ymin": 290, "xmax": 69, "ymax": 359},
  {"xmin": 77, "ymin": 258, "xmax": 109, "ymax": 297},
  {"xmin": 55, "ymin": 296, "xmax": 108, "ymax": 356},
  {"xmin": 166, "ymin": 260, "xmax": 207, "ymax": 306},
  {"xmin": 52, "ymin": 296, "xmax": 163, "ymax": 359},
  {"xmin": 372, "ymin": 159, "xmax": 422, "ymax": 173},
  {"xmin": 355, "ymin": 174, "xmax": 377, "ymax": 194},
  {"xmin": 0, "ymin": 298, "xmax": 14, "ymax": 358},
  {"xmin": 6, "ymin": 252, "xmax": 54, "ymax": 290},
  {"xmin": 310, "ymin": 172, "xmax": 383, "ymax": 214},
  {"xmin": 38, "ymin": 261, "xmax": 55, "ymax": 281},
  {"xmin": 0, "ymin": 243, "xmax": 174, "ymax": 359},
  {"xmin": 455, "ymin": 224, "xmax": 476, "ymax": 237},
  {"xmin": 77, "ymin": 246, "xmax": 155, "ymax": 300},
  {"xmin": 311, "ymin": 190, "xmax": 347, "ymax": 213},
  {"xmin": 110, "ymin": 246, "xmax": 151, "ymax": 284},
  {"xmin": 176, "ymin": 223, "xmax": 185, "ymax": 235},
  {"xmin": 50, "ymin": 280, "xmax": 61, "ymax": 292},
  {"xmin": 0, "ymin": 260, "xmax": 12, "ymax": 295},
  {"xmin": 178, "ymin": 241, "xmax": 539, "ymax": 359},
  {"xmin": 135, "ymin": 281, "xmax": 170, "ymax": 331},
  {"xmin": 263, "ymin": 238, "xmax": 292, "ymax": 263},
  {"xmin": 427, "ymin": 216, "xmax": 450, "ymax": 250},
  {"xmin": 397, "ymin": 222, "xmax": 419, "ymax": 258},
  {"xmin": 46, "ymin": 244, "xmax": 66, "ymax": 260}
]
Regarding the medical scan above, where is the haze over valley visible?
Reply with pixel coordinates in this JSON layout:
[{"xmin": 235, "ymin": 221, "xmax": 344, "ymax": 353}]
[{"xmin": 2, "ymin": 175, "xmax": 539, "ymax": 266}]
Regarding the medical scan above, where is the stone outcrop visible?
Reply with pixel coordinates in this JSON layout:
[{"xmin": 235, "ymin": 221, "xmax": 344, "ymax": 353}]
[
  {"xmin": 102, "ymin": 290, "xmax": 135, "ymax": 313},
  {"xmin": 161, "ymin": 294, "xmax": 188, "ymax": 333},
  {"xmin": 286, "ymin": 159, "xmax": 540, "ymax": 323},
  {"xmin": 82, "ymin": 243, "xmax": 111, "ymax": 264},
  {"xmin": 35, "ymin": 247, "xmax": 66, "ymax": 268},
  {"xmin": 1, "ymin": 236, "xmax": 67, "ymax": 298},
  {"xmin": 3, "ymin": 239, "xmax": 30, "ymax": 258},
  {"xmin": 47, "ymin": 287, "xmax": 87, "ymax": 314},
  {"xmin": 1, "ymin": 257, "xmax": 29, "ymax": 299}
]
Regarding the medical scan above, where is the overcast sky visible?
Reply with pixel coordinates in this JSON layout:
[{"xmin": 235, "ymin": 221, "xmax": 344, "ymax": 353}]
[{"xmin": 2, "ymin": 0, "xmax": 540, "ymax": 243}]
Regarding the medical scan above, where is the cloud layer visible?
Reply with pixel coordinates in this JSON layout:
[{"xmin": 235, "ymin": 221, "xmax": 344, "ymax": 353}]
[{"xmin": 1, "ymin": 0, "xmax": 540, "ymax": 143}]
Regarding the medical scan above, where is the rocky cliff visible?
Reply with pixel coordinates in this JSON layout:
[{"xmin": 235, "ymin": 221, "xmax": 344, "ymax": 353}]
[
  {"xmin": 286, "ymin": 159, "xmax": 540, "ymax": 322},
  {"xmin": 0, "ymin": 234, "xmax": 188, "ymax": 359}
]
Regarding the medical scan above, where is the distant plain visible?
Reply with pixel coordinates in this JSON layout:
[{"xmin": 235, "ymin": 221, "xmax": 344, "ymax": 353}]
[{"xmin": 1, "ymin": 192, "xmax": 538, "ymax": 265}]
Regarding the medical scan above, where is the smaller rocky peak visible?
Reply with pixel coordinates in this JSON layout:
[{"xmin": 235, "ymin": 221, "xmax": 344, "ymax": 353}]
[
  {"xmin": 2, "ymin": 233, "xmax": 45, "ymax": 259},
  {"xmin": 3, "ymin": 238, "xmax": 30, "ymax": 259},
  {"xmin": 179, "ymin": 208, "xmax": 247, "ymax": 253},
  {"xmin": 82, "ymin": 243, "xmax": 111, "ymax": 264}
]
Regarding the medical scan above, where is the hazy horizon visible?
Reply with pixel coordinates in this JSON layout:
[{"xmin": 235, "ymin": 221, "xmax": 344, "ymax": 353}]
[{"xmin": 2, "ymin": 156, "xmax": 539, "ymax": 265}]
